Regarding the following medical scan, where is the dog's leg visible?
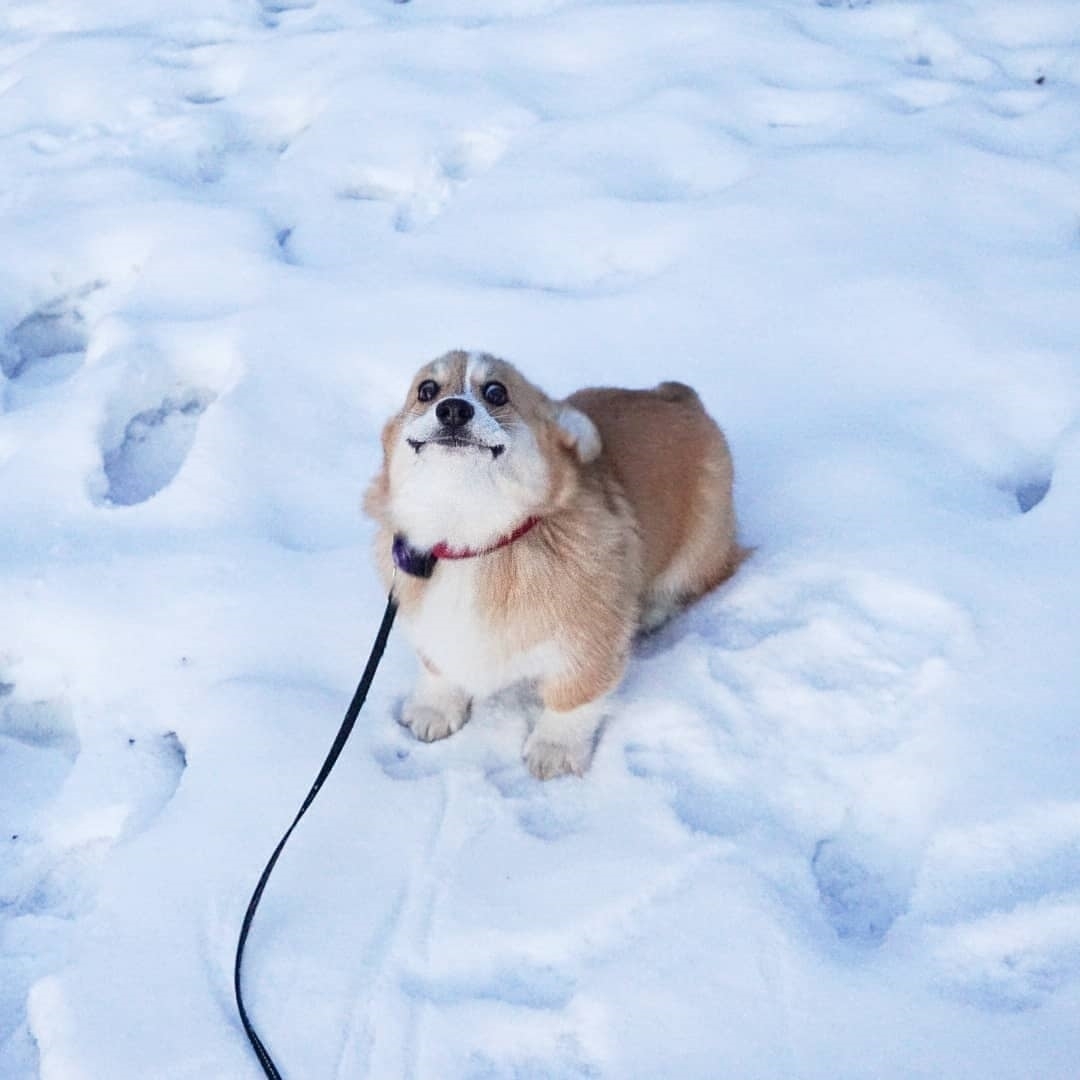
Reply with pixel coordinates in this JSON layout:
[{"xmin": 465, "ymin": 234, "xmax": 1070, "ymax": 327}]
[
  {"xmin": 523, "ymin": 699, "xmax": 605, "ymax": 780},
  {"xmin": 638, "ymin": 590, "xmax": 686, "ymax": 634},
  {"xmin": 400, "ymin": 664, "xmax": 472, "ymax": 742}
]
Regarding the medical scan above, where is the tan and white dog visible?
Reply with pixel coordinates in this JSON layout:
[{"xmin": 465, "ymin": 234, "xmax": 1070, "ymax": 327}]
[{"xmin": 364, "ymin": 350, "xmax": 743, "ymax": 779}]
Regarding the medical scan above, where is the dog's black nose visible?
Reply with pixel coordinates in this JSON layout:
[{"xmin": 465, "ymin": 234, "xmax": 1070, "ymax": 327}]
[{"xmin": 435, "ymin": 397, "xmax": 474, "ymax": 429}]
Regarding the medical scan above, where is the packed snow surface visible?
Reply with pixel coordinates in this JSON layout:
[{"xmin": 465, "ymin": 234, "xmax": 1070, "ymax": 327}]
[{"xmin": 2, "ymin": 0, "xmax": 1080, "ymax": 1077}]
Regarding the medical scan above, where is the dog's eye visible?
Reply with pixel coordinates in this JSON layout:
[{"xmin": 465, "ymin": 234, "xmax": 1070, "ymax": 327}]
[
  {"xmin": 482, "ymin": 381, "xmax": 508, "ymax": 407},
  {"xmin": 417, "ymin": 380, "xmax": 439, "ymax": 403}
]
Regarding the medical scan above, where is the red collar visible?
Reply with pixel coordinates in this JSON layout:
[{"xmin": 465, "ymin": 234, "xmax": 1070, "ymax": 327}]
[{"xmin": 431, "ymin": 516, "xmax": 541, "ymax": 560}]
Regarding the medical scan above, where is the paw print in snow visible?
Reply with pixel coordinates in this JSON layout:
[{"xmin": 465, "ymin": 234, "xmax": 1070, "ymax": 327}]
[{"xmin": 102, "ymin": 390, "xmax": 214, "ymax": 507}]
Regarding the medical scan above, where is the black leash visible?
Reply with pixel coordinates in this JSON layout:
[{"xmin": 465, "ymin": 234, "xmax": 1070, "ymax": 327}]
[{"xmin": 234, "ymin": 591, "xmax": 398, "ymax": 1079}]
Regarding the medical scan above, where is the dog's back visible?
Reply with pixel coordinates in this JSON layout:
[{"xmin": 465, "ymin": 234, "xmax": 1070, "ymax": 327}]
[{"xmin": 568, "ymin": 383, "xmax": 742, "ymax": 628}]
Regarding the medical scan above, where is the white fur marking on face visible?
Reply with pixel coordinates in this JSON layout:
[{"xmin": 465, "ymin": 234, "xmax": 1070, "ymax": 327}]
[
  {"xmin": 555, "ymin": 404, "xmax": 602, "ymax": 463},
  {"xmin": 466, "ymin": 353, "xmax": 493, "ymax": 386}
]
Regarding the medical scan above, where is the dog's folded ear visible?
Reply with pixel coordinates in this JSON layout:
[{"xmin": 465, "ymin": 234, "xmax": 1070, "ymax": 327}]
[{"xmin": 553, "ymin": 404, "xmax": 602, "ymax": 463}]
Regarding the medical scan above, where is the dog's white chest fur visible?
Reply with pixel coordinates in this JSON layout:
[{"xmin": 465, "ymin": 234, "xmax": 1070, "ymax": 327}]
[{"xmin": 403, "ymin": 561, "xmax": 561, "ymax": 698}]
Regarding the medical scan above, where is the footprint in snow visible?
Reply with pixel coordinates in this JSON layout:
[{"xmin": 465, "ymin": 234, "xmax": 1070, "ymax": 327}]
[
  {"xmin": 1, "ymin": 682, "xmax": 189, "ymax": 915},
  {"xmin": 341, "ymin": 127, "xmax": 515, "ymax": 234},
  {"xmin": 1013, "ymin": 472, "xmax": 1051, "ymax": 514},
  {"xmin": 927, "ymin": 900, "xmax": 1080, "ymax": 1012},
  {"xmin": 100, "ymin": 389, "xmax": 214, "ymax": 507},
  {"xmin": 275, "ymin": 225, "xmax": 297, "ymax": 264},
  {"xmin": 0, "ymin": 677, "xmax": 187, "ymax": 1063},
  {"xmin": 811, "ymin": 833, "xmax": 914, "ymax": 946},
  {"xmin": 1, "ymin": 689, "xmax": 81, "ymax": 844},
  {"xmin": 910, "ymin": 803, "xmax": 1080, "ymax": 1011},
  {"xmin": 0, "ymin": 283, "xmax": 104, "ymax": 405},
  {"xmin": 624, "ymin": 740, "xmax": 755, "ymax": 841},
  {"xmin": 258, "ymin": 0, "xmax": 316, "ymax": 28},
  {"xmin": 0, "ymin": 688, "xmax": 80, "ymax": 1072}
]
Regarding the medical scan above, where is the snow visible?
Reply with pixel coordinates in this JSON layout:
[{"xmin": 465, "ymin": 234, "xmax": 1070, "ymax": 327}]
[{"xmin": 2, "ymin": 0, "xmax": 1079, "ymax": 1076}]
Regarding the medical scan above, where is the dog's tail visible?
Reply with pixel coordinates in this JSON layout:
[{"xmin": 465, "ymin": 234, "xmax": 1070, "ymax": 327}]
[{"xmin": 655, "ymin": 380, "xmax": 701, "ymax": 404}]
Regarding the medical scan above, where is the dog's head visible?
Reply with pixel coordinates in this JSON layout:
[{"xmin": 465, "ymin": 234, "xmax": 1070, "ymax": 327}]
[{"xmin": 366, "ymin": 350, "xmax": 601, "ymax": 551}]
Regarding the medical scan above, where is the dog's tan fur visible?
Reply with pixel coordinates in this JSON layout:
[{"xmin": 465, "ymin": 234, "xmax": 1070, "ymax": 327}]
[{"xmin": 365, "ymin": 350, "xmax": 743, "ymax": 778}]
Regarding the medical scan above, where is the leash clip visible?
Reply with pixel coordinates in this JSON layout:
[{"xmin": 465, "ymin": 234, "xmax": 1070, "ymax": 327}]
[{"xmin": 392, "ymin": 533, "xmax": 437, "ymax": 579}]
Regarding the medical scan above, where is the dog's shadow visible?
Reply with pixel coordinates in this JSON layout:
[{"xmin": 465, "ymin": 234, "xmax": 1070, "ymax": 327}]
[{"xmin": 633, "ymin": 607, "xmax": 703, "ymax": 660}]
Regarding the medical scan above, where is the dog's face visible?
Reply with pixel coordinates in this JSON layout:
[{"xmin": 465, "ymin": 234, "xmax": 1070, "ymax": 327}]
[{"xmin": 370, "ymin": 351, "xmax": 601, "ymax": 551}]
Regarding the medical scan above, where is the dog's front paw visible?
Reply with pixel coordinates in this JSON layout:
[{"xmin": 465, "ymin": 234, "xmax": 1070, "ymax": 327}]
[
  {"xmin": 400, "ymin": 674, "xmax": 471, "ymax": 743},
  {"xmin": 523, "ymin": 731, "xmax": 592, "ymax": 780},
  {"xmin": 401, "ymin": 699, "xmax": 468, "ymax": 742}
]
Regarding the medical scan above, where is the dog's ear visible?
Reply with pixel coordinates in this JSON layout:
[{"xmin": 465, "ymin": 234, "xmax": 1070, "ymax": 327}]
[{"xmin": 552, "ymin": 404, "xmax": 602, "ymax": 463}]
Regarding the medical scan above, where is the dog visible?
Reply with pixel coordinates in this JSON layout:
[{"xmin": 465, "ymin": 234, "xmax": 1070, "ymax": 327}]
[{"xmin": 364, "ymin": 350, "xmax": 743, "ymax": 779}]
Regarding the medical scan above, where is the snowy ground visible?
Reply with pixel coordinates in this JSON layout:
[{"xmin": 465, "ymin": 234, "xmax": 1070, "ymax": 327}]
[{"xmin": 2, "ymin": 0, "xmax": 1080, "ymax": 1076}]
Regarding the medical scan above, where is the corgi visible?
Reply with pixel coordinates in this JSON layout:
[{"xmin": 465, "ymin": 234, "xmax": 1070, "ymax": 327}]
[{"xmin": 364, "ymin": 350, "xmax": 743, "ymax": 779}]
